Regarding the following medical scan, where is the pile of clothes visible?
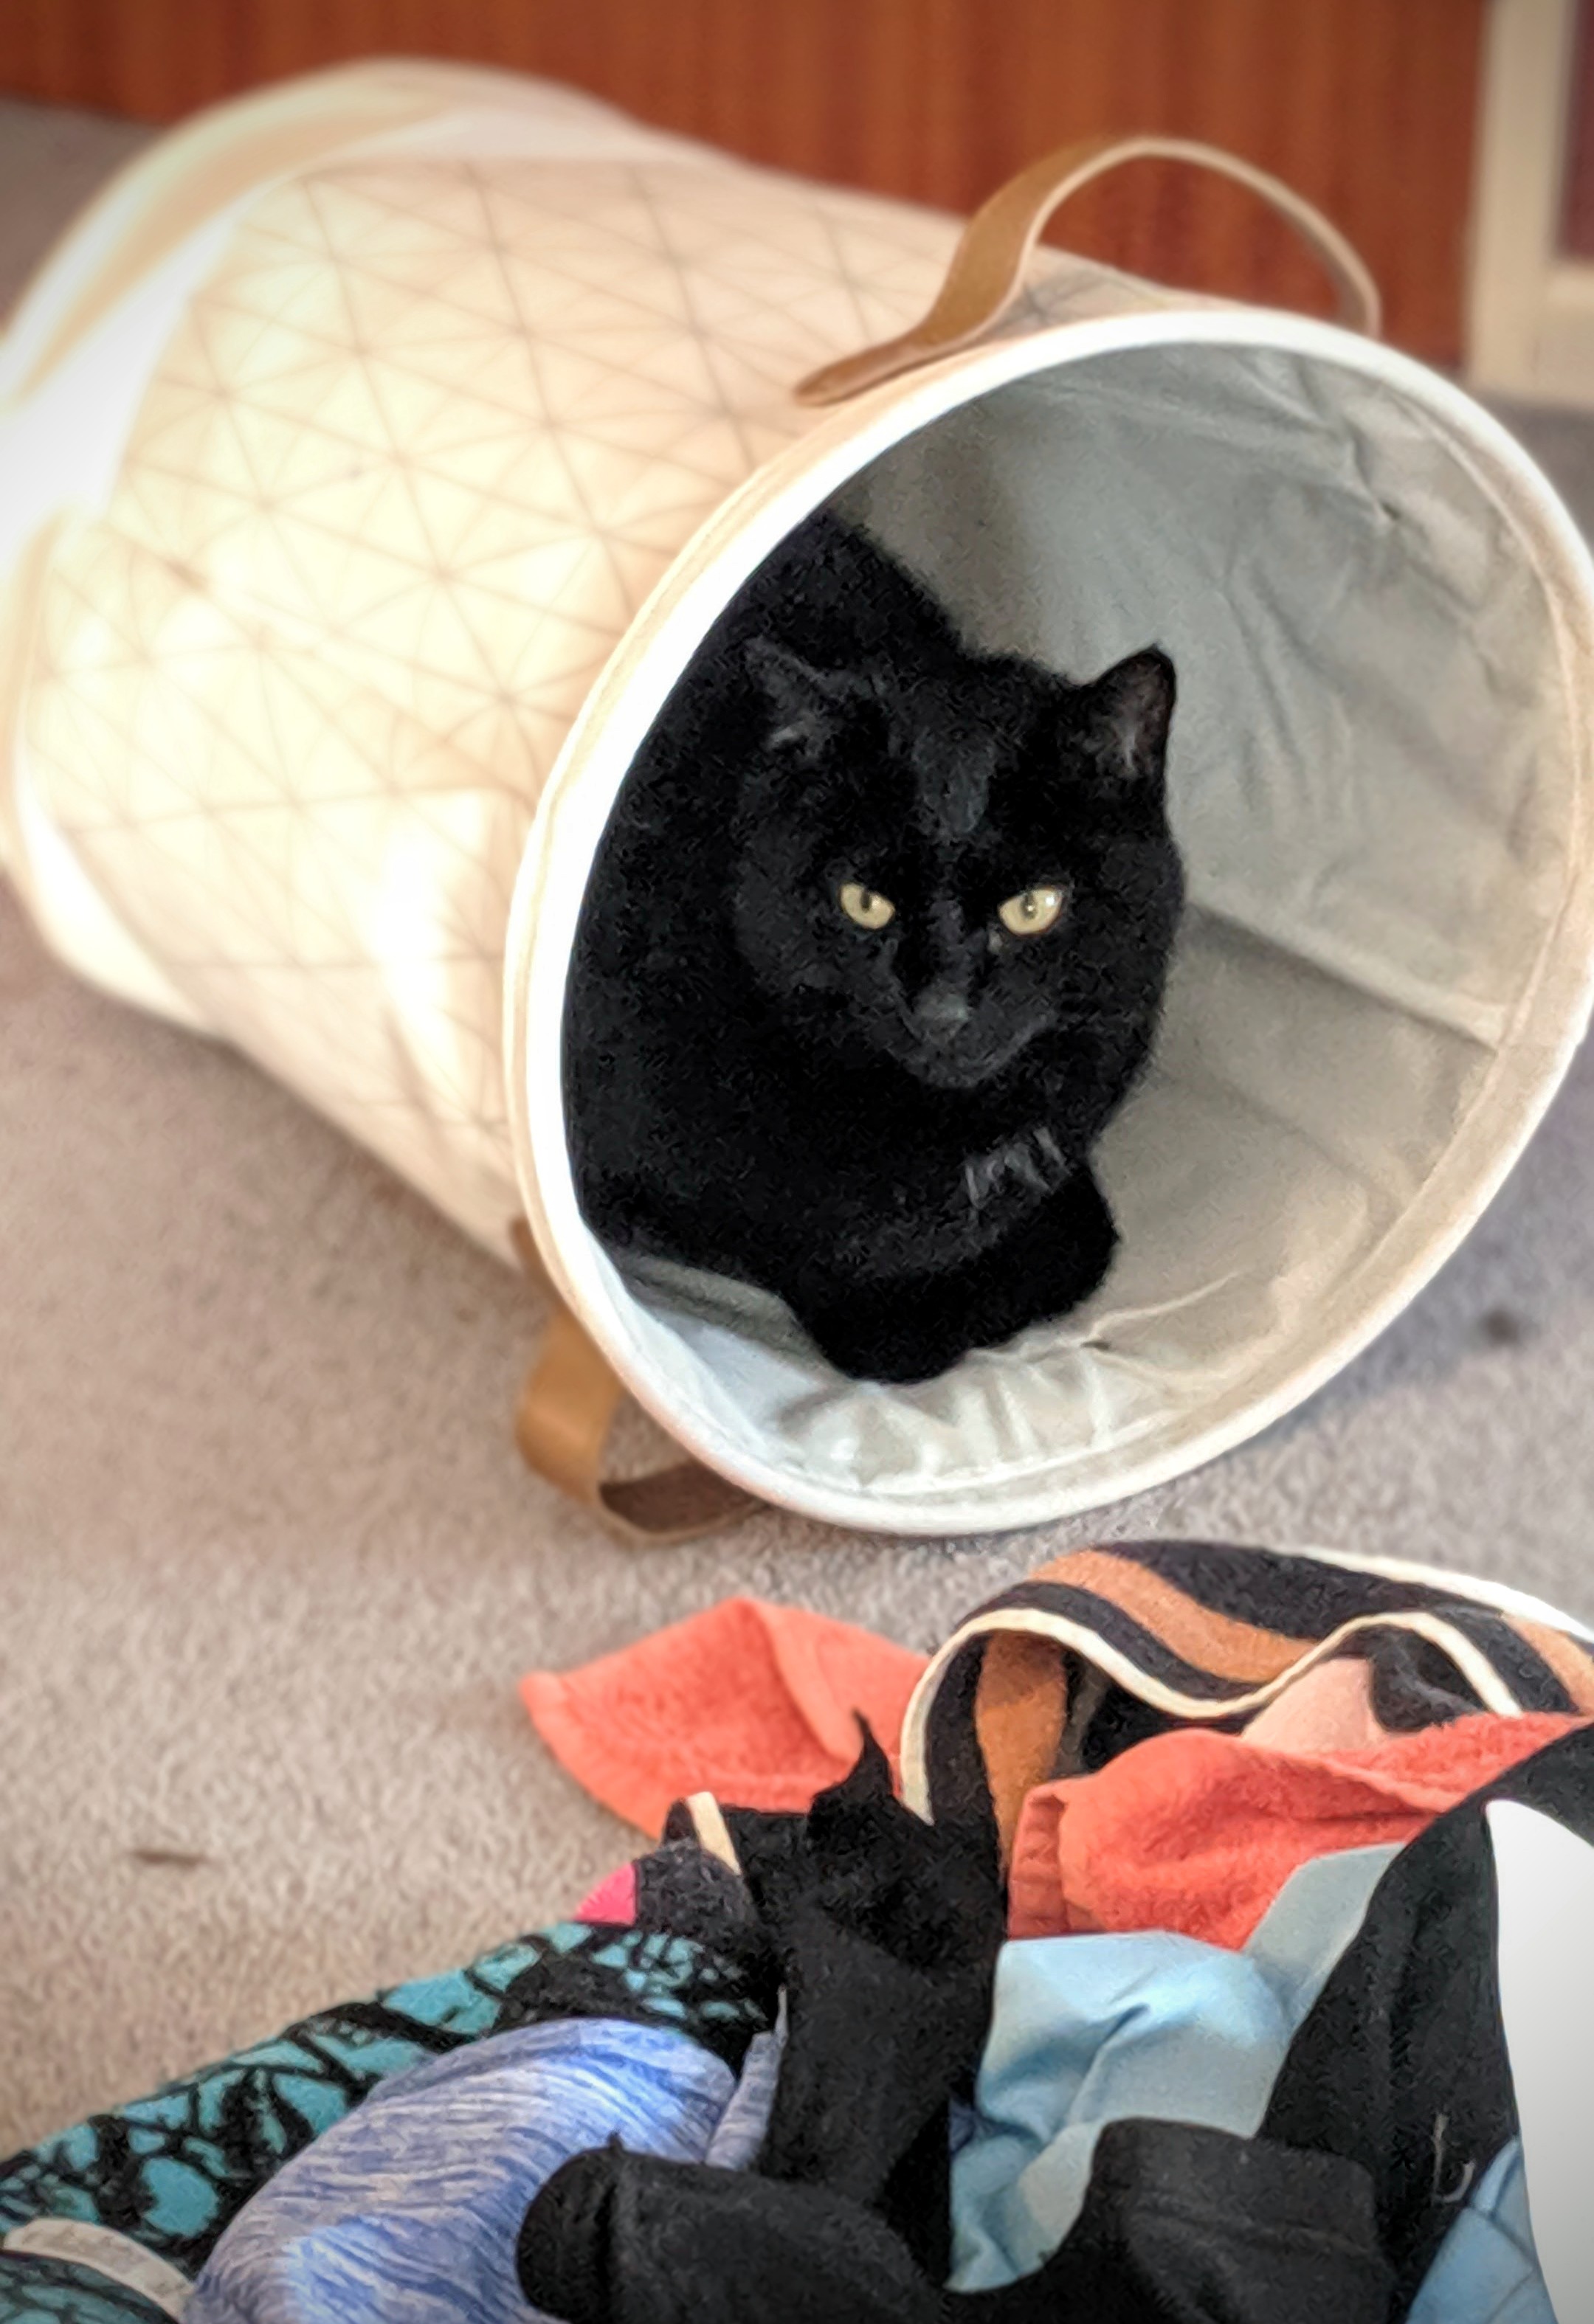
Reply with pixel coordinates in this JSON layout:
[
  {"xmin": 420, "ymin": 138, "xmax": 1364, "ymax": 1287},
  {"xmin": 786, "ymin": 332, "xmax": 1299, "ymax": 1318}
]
[{"xmin": 4, "ymin": 1538, "xmax": 1593, "ymax": 2324}]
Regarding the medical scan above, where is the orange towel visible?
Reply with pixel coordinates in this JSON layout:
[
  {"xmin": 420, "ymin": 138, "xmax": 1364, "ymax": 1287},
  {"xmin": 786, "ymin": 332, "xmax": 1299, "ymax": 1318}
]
[
  {"xmin": 1008, "ymin": 1710, "xmax": 1592, "ymax": 1950},
  {"xmin": 522, "ymin": 1595, "xmax": 929, "ymax": 1836}
]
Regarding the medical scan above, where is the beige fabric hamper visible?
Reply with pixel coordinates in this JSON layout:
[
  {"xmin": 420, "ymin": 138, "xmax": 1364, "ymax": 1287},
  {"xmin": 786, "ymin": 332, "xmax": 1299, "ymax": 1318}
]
[{"xmin": 3, "ymin": 58, "xmax": 1593, "ymax": 1539}]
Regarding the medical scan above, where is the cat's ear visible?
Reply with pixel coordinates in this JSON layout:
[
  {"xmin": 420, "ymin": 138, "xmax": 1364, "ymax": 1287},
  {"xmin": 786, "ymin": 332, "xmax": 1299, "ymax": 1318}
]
[
  {"xmin": 1076, "ymin": 647, "xmax": 1176, "ymax": 789},
  {"xmin": 745, "ymin": 638, "xmax": 872, "ymax": 758}
]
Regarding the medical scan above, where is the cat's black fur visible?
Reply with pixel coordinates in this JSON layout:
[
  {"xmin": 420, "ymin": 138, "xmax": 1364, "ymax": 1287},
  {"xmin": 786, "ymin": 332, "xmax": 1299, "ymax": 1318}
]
[{"xmin": 563, "ymin": 511, "xmax": 1182, "ymax": 1383}]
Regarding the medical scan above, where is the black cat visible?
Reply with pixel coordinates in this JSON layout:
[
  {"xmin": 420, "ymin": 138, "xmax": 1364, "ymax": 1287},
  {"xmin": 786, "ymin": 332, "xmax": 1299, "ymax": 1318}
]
[{"xmin": 563, "ymin": 511, "xmax": 1182, "ymax": 1384}]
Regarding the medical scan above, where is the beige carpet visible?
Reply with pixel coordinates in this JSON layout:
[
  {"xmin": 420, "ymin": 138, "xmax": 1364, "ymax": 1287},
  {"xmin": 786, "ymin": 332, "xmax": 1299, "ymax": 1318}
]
[{"xmin": 5, "ymin": 95, "xmax": 1594, "ymax": 2154}]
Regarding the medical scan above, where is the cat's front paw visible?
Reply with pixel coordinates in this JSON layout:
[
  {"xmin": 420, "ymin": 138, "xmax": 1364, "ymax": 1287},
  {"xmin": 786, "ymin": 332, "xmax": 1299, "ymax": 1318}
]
[{"xmin": 795, "ymin": 1284, "xmax": 974, "ymax": 1385}]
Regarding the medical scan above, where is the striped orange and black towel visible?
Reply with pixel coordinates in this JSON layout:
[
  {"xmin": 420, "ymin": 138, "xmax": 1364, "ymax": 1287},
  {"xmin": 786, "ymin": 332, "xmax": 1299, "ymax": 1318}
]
[{"xmin": 900, "ymin": 1538, "xmax": 1594, "ymax": 1858}]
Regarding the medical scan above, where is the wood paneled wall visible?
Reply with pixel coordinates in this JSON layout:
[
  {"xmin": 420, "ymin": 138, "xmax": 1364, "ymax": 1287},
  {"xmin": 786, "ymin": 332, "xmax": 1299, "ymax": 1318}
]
[{"xmin": 0, "ymin": 0, "xmax": 1485, "ymax": 362}]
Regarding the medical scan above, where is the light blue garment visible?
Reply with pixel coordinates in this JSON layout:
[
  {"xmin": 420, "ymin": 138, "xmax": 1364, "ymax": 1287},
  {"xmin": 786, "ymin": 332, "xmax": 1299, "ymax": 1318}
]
[
  {"xmin": 184, "ymin": 2016, "xmax": 766, "ymax": 2324},
  {"xmin": 1409, "ymin": 2141, "xmax": 1555, "ymax": 2324},
  {"xmin": 950, "ymin": 1841, "xmax": 1401, "ymax": 2290}
]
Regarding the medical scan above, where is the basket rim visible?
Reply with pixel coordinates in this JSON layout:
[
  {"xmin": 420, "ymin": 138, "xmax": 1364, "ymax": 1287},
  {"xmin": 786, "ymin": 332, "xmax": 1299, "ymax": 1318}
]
[{"xmin": 504, "ymin": 302, "xmax": 1594, "ymax": 1537}]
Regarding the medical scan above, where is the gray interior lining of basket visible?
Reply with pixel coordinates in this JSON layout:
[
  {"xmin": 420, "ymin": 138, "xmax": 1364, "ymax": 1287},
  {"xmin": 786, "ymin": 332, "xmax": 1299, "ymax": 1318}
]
[{"xmin": 592, "ymin": 345, "xmax": 1574, "ymax": 1502}]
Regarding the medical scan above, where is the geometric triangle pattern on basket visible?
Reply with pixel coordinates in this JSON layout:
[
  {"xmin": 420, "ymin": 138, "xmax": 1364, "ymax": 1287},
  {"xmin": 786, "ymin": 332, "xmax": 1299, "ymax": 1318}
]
[
  {"xmin": 20, "ymin": 154, "xmax": 968, "ymax": 1245},
  {"xmin": 18, "ymin": 136, "xmax": 1145, "ymax": 1250}
]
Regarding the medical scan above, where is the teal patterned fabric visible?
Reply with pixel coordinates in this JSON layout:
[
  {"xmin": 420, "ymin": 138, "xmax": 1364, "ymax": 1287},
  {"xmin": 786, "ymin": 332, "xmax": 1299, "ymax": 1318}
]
[
  {"xmin": 0, "ymin": 2252, "xmax": 173, "ymax": 2324},
  {"xmin": 0, "ymin": 1920, "xmax": 771, "ymax": 2317}
]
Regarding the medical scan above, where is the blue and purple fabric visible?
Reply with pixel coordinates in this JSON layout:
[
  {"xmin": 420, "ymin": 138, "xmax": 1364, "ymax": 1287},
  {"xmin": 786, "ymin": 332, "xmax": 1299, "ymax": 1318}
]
[
  {"xmin": 0, "ymin": 1921, "xmax": 771, "ymax": 2322},
  {"xmin": 184, "ymin": 2017, "xmax": 775, "ymax": 2323}
]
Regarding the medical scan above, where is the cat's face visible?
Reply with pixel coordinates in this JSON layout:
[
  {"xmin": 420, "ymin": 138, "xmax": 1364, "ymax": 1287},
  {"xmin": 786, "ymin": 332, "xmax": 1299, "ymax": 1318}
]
[{"xmin": 730, "ymin": 643, "xmax": 1181, "ymax": 1096}]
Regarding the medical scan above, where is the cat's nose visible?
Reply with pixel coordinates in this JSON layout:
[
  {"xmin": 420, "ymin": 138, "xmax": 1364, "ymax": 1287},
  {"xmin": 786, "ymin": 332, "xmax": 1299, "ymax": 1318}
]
[{"xmin": 913, "ymin": 983, "xmax": 973, "ymax": 1040}]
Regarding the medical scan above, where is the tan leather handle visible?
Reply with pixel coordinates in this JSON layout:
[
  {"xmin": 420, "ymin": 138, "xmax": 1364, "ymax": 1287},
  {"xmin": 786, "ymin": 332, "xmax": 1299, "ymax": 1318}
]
[
  {"xmin": 795, "ymin": 134, "xmax": 1381, "ymax": 407},
  {"xmin": 508, "ymin": 1221, "xmax": 760, "ymax": 1546}
]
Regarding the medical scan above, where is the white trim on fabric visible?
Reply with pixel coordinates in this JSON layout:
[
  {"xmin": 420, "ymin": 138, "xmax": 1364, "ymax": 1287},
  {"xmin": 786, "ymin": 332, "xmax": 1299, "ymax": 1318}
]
[
  {"xmin": 891, "ymin": 1538, "xmax": 1594, "ymax": 1821},
  {"xmin": 1488, "ymin": 1799, "xmax": 1594, "ymax": 2324},
  {"xmin": 1284, "ymin": 1543, "xmax": 1594, "ymax": 1642},
  {"xmin": 894, "ymin": 1592, "xmax": 1536, "ymax": 1819},
  {"xmin": 684, "ymin": 1791, "xmax": 743, "ymax": 1873},
  {"xmin": 2, "ymin": 2220, "xmax": 192, "ymax": 2316}
]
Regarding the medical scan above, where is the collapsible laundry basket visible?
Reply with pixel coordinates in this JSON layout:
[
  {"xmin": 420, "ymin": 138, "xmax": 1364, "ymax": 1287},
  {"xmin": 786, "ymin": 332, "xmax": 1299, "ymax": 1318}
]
[{"xmin": 3, "ymin": 59, "xmax": 1593, "ymax": 1540}]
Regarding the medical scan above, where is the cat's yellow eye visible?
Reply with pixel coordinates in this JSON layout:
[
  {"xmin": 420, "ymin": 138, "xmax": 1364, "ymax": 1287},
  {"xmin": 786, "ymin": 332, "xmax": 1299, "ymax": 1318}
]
[
  {"xmin": 997, "ymin": 885, "xmax": 1066, "ymax": 938},
  {"xmin": 839, "ymin": 881, "xmax": 895, "ymax": 930}
]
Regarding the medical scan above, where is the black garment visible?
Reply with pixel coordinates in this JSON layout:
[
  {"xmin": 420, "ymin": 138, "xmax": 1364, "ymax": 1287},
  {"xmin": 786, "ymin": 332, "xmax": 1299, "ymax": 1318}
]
[
  {"xmin": 631, "ymin": 1835, "xmax": 780, "ymax": 2015},
  {"xmin": 730, "ymin": 1726, "xmax": 1004, "ymax": 2233},
  {"xmin": 1263, "ymin": 1719, "xmax": 1594, "ymax": 2311},
  {"xmin": 515, "ymin": 2121, "xmax": 1391, "ymax": 2324},
  {"xmin": 958, "ymin": 2121, "xmax": 1392, "ymax": 2324},
  {"xmin": 520, "ymin": 1722, "xmax": 1594, "ymax": 2324},
  {"xmin": 1359, "ymin": 1628, "xmax": 1486, "ymax": 1732},
  {"xmin": 635, "ymin": 1837, "xmax": 765, "ymax": 1947},
  {"xmin": 657, "ymin": 1730, "xmax": 1001, "ymax": 2278},
  {"xmin": 517, "ymin": 2147, "xmax": 939, "ymax": 2324},
  {"xmin": 876, "ymin": 2107, "xmax": 953, "ymax": 2289}
]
